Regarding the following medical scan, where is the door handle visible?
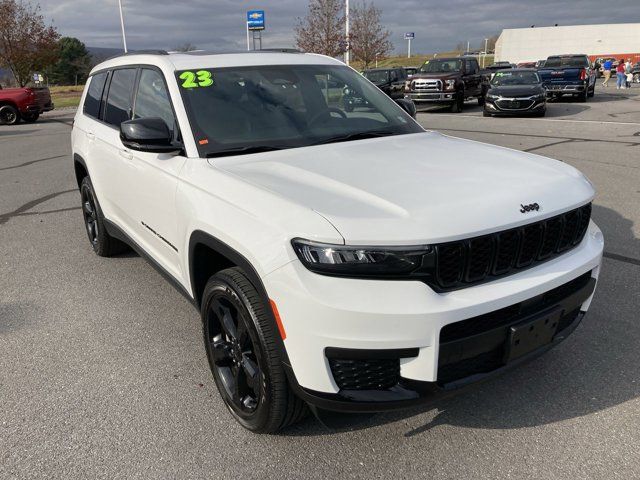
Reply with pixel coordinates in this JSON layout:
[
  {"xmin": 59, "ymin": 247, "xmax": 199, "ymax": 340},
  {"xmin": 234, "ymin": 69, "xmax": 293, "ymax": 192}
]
[
  {"xmin": 85, "ymin": 131, "xmax": 95, "ymax": 140},
  {"xmin": 119, "ymin": 149, "xmax": 133, "ymax": 160}
]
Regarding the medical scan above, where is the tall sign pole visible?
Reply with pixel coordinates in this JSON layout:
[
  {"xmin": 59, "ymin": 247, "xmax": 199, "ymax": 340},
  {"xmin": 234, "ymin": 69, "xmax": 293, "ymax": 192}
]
[
  {"xmin": 118, "ymin": 0, "xmax": 128, "ymax": 53},
  {"xmin": 404, "ymin": 33, "xmax": 415, "ymax": 58},
  {"xmin": 345, "ymin": 0, "xmax": 349, "ymax": 65}
]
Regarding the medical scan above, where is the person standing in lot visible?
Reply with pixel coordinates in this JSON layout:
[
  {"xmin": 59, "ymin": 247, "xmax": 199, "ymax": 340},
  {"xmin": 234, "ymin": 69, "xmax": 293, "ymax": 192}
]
[
  {"xmin": 625, "ymin": 58, "xmax": 633, "ymax": 88},
  {"xmin": 616, "ymin": 59, "xmax": 626, "ymax": 89},
  {"xmin": 602, "ymin": 58, "xmax": 613, "ymax": 86}
]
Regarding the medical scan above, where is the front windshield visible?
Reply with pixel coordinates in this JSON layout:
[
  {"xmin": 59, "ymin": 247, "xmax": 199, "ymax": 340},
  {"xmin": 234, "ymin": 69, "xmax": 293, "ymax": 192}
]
[
  {"xmin": 363, "ymin": 70, "xmax": 389, "ymax": 84},
  {"xmin": 176, "ymin": 64, "xmax": 422, "ymax": 157},
  {"xmin": 418, "ymin": 59, "xmax": 462, "ymax": 74},
  {"xmin": 491, "ymin": 71, "xmax": 540, "ymax": 86}
]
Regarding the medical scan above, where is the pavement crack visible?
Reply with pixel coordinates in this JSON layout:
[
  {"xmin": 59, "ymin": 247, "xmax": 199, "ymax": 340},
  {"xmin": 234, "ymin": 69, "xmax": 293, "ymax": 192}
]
[
  {"xmin": 0, "ymin": 154, "xmax": 67, "ymax": 171},
  {"xmin": 0, "ymin": 189, "xmax": 77, "ymax": 225}
]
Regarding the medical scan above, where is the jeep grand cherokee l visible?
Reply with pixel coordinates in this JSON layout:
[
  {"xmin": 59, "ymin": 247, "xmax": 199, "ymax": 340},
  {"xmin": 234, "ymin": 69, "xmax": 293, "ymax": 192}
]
[{"xmin": 71, "ymin": 50, "xmax": 603, "ymax": 433}]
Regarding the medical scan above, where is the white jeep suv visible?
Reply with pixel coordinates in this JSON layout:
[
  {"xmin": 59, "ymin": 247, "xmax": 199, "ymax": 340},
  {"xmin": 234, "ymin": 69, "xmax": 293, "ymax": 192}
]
[{"xmin": 71, "ymin": 50, "xmax": 603, "ymax": 433}]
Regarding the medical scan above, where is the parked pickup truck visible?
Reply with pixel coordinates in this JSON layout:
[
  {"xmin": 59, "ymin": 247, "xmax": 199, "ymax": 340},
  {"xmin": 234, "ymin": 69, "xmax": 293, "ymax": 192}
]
[
  {"xmin": 0, "ymin": 85, "xmax": 54, "ymax": 124},
  {"xmin": 405, "ymin": 56, "xmax": 487, "ymax": 112},
  {"xmin": 537, "ymin": 54, "xmax": 596, "ymax": 101}
]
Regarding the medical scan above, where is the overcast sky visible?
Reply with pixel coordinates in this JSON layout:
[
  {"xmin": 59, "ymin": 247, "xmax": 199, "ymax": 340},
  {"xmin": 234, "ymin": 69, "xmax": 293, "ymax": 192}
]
[{"xmin": 38, "ymin": 0, "xmax": 640, "ymax": 55}]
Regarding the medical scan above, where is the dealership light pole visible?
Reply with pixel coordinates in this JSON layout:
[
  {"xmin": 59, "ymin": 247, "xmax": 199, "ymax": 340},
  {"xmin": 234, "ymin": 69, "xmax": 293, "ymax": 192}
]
[
  {"xmin": 483, "ymin": 37, "xmax": 488, "ymax": 67},
  {"xmin": 118, "ymin": 0, "xmax": 128, "ymax": 53},
  {"xmin": 345, "ymin": 0, "xmax": 350, "ymax": 65}
]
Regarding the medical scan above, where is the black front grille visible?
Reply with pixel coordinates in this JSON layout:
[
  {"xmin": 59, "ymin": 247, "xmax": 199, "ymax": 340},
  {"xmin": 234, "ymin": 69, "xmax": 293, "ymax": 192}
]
[
  {"xmin": 328, "ymin": 358, "xmax": 400, "ymax": 390},
  {"xmin": 496, "ymin": 99, "xmax": 535, "ymax": 110},
  {"xmin": 433, "ymin": 203, "xmax": 591, "ymax": 291}
]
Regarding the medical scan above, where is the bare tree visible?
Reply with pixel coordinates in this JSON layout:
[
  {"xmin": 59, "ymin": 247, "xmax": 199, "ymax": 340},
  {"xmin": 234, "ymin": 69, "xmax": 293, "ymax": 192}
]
[
  {"xmin": 294, "ymin": 0, "xmax": 345, "ymax": 57},
  {"xmin": 173, "ymin": 42, "xmax": 198, "ymax": 52},
  {"xmin": 455, "ymin": 42, "xmax": 465, "ymax": 52},
  {"xmin": 349, "ymin": 1, "xmax": 392, "ymax": 69},
  {"xmin": 0, "ymin": 0, "xmax": 59, "ymax": 86}
]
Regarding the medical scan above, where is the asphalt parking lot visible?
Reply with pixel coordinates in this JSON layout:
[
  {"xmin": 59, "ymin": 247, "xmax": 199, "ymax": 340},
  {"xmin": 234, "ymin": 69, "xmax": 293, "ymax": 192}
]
[{"xmin": 1, "ymin": 84, "xmax": 639, "ymax": 479}]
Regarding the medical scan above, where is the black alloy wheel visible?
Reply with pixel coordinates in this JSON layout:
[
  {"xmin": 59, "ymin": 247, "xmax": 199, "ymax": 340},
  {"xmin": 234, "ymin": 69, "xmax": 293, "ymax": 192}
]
[
  {"xmin": 0, "ymin": 104, "xmax": 19, "ymax": 125},
  {"xmin": 81, "ymin": 182, "xmax": 99, "ymax": 247},
  {"xmin": 207, "ymin": 294, "xmax": 263, "ymax": 415},
  {"xmin": 201, "ymin": 268, "xmax": 307, "ymax": 433}
]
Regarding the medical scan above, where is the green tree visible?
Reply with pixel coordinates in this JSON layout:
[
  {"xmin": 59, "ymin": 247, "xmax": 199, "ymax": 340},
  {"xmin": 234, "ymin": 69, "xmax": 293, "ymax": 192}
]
[
  {"xmin": 0, "ymin": 0, "xmax": 60, "ymax": 86},
  {"xmin": 50, "ymin": 37, "xmax": 91, "ymax": 85}
]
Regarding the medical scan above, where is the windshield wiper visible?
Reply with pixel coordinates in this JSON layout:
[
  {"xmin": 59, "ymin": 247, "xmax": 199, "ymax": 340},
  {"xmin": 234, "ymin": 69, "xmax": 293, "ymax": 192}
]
[
  {"xmin": 310, "ymin": 130, "xmax": 397, "ymax": 146},
  {"xmin": 205, "ymin": 145, "xmax": 292, "ymax": 158}
]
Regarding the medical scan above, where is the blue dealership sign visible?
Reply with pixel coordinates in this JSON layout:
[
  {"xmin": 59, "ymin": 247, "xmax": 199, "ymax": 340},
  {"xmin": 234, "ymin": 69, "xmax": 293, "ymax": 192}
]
[
  {"xmin": 404, "ymin": 32, "xmax": 415, "ymax": 40},
  {"xmin": 247, "ymin": 10, "xmax": 265, "ymax": 30}
]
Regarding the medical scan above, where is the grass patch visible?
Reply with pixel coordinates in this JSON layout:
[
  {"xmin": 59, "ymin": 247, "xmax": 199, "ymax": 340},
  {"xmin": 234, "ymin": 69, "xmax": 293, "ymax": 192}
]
[
  {"xmin": 50, "ymin": 85, "xmax": 83, "ymax": 109},
  {"xmin": 351, "ymin": 52, "xmax": 495, "ymax": 71}
]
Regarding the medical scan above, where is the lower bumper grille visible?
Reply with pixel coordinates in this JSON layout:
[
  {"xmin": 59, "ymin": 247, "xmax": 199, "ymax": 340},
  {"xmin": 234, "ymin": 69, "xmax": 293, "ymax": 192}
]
[
  {"xmin": 437, "ymin": 271, "xmax": 595, "ymax": 385},
  {"xmin": 496, "ymin": 99, "xmax": 535, "ymax": 110},
  {"xmin": 328, "ymin": 358, "xmax": 400, "ymax": 390}
]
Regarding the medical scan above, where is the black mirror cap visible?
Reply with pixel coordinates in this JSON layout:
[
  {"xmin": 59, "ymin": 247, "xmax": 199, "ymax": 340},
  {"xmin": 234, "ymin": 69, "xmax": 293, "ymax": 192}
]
[
  {"xmin": 396, "ymin": 98, "xmax": 417, "ymax": 118},
  {"xmin": 120, "ymin": 117, "xmax": 181, "ymax": 154}
]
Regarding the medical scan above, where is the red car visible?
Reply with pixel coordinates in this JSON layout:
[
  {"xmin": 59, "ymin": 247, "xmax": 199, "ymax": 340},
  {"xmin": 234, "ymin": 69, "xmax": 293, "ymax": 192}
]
[
  {"xmin": 0, "ymin": 84, "xmax": 54, "ymax": 124},
  {"xmin": 517, "ymin": 61, "xmax": 537, "ymax": 68}
]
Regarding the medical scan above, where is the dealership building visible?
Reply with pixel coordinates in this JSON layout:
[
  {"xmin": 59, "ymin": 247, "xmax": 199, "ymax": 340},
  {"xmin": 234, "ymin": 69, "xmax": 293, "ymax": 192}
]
[{"xmin": 495, "ymin": 23, "xmax": 640, "ymax": 64}]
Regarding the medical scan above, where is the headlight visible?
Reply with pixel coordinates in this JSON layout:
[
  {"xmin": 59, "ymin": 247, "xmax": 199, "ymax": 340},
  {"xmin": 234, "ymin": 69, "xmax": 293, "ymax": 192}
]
[
  {"xmin": 486, "ymin": 93, "xmax": 499, "ymax": 100},
  {"xmin": 291, "ymin": 239, "xmax": 431, "ymax": 277},
  {"xmin": 444, "ymin": 79, "xmax": 456, "ymax": 91}
]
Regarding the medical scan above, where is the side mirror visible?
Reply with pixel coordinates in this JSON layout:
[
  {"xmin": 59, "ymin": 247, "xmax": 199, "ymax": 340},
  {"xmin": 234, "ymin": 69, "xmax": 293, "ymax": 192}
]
[
  {"xmin": 120, "ymin": 117, "xmax": 181, "ymax": 154},
  {"xmin": 396, "ymin": 98, "xmax": 417, "ymax": 118}
]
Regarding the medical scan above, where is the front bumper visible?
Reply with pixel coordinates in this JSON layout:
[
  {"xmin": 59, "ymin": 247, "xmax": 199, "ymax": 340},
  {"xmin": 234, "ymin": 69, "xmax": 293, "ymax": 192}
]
[
  {"xmin": 407, "ymin": 91, "xmax": 456, "ymax": 104},
  {"xmin": 265, "ymin": 221, "xmax": 603, "ymax": 412},
  {"xmin": 485, "ymin": 97, "xmax": 546, "ymax": 115}
]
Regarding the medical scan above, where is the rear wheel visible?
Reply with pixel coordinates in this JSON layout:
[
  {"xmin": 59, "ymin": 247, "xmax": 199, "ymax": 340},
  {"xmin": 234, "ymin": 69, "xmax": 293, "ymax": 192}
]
[
  {"xmin": 21, "ymin": 112, "xmax": 39, "ymax": 123},
  {"xmin": 80, "ymin": 177, "xmax": 128, "ymax": 256},
  {"xmin": 578, "ymin": 89, "xmax": 588, "ymax": 102},
  {"xmin": 0, "ymin": 104, "xmax": 20, "ymax": 125},
  {"xmin": 588, "ymin": 85, "xmax": 595, "ymax": 97},
  {"xmin": 482, "ymin": 110, "xmax": 492, "ymax": 117},
  {"xmin": 202, "ymin": 267, "xmax": 307, "ymax": 433}
]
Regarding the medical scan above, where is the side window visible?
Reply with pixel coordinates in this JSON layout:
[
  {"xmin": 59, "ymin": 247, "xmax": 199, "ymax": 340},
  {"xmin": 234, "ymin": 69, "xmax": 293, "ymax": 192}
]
[
  {"xmin": 104, "ymin": 68, "xmax": 137, "ymax": 127},
  {"xmin": 133, "ymin": 69, "xmax": 175, "ymax": 133},
  {"xmin": 83, "ymin": 72, "xmax": 108, "ymax": 118}
]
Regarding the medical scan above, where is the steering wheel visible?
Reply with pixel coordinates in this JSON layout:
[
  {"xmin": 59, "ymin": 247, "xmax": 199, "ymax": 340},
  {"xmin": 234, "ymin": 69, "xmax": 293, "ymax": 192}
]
[{"xmin": 308, "ymin": 107, "xmax": 347, "ymax": 127}]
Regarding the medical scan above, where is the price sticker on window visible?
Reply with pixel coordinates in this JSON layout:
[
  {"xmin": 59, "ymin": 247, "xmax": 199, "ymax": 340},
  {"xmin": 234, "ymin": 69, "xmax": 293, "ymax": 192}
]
[{"xmin": 178, "ymin": 70, "xmax": 214, "ymax": 88}]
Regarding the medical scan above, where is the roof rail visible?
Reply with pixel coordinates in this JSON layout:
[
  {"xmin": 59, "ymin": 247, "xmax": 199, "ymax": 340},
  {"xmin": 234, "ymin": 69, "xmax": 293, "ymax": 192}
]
[
  {"xmin": 105, "ymin": 49, "xmax": 169, "ymax": 61},
  {"xmin": 258, "ymin": 48, "xmax": 302, "ymax": 53}
]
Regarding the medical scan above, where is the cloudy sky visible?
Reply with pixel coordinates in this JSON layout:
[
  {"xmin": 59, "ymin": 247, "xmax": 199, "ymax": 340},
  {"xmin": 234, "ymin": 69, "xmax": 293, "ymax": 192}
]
[{"xmin": 38, "ymin": 0, "xmax": 640, "ymax": 55}]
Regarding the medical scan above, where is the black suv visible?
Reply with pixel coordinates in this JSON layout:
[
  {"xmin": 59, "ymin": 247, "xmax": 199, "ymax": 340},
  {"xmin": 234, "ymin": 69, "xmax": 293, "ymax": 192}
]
[{"xmin": 362, "ymin": 67, "xmax": 408, "ymax": 100}]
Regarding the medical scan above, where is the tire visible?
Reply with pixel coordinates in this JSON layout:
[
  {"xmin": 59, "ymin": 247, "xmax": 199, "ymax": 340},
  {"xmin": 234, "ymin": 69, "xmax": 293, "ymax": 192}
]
[
  {"xmin": 477, "ymin": 91, "xmax": 486, "ymax": 106},
  {"xmin": 21, "ymin": 112, "xmax": 39, "ymax": 123},
  {"xmin": 79, "ymin": 176, "xmax": 128, "ymax": 257},
  {"xmin": 450, "ymin": 91, "xmax": 464, "ymax": 113},
  {"xmin": 482, "ymin": 110, "xmax": 491, "ymax": 117},
  {"xmin": 344, "ymin": 101, "xmax": 354, "ymax": 113},
  {"xmin": 202, "ymin": 267, "xmax": 307, "ymax": 433},
  {"xmin": 0, "ymin": 104, "xmax": 20, "ymax": 125},
  {"xmin": 588, "ymin": 85, "xmax": 595, "ymax": 98},
  {"xmin": 578, "ymin": 89, "xmax": 588, "ymax": 102}
]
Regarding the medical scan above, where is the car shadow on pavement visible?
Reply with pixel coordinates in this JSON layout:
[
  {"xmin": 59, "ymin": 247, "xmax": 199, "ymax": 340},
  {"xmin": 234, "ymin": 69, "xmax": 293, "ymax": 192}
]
[{"xmin": 284, "ymin": 204, "xmax": 640, "ymax": 437}]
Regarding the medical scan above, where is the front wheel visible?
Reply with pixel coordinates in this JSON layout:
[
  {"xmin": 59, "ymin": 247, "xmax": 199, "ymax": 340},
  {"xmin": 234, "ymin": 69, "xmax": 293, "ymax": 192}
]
[
  {"xmin": 202, "ymin": 267, "xmax": 307, "ymax": 433},
  {"xmin": 450, "ymin": 91, "xmax": 464, "ymax": 113},
  {"xmin": 0, "ymin": 104, "xmax": 20, "ymax": 125}
]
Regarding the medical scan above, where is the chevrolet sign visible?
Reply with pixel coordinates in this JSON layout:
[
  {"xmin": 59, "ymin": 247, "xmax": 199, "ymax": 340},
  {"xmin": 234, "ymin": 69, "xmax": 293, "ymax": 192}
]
[{"xmin": 247, "ymin": 10, "xmax": 265, "ymax": 30}]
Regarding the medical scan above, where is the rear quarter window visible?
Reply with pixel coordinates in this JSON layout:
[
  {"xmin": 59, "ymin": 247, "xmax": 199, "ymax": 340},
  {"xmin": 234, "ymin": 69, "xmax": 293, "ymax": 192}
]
[{"xmin": 83, "ymin": 72, "xmax": 108, "ymax": 119}]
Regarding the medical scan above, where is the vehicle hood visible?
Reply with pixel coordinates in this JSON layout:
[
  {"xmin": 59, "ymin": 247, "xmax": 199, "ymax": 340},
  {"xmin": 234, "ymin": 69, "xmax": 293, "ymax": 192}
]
[
  {"xmin": 212, "ymin": 132, "xmax": 594, "ymax": 245},
  {"xmin": 488, "ymin": 85, "xmax": 545, "ymax": 97}
]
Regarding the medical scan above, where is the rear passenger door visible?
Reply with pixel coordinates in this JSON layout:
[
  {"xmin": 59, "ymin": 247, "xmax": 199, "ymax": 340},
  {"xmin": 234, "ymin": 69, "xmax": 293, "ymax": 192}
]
[
  {"xmin": 464, "ymin": 59, "xmax": 482, "ymax": 96},
  {"xmin": 124, "ymin": 67, "xmax": 186, "ymax": 279},
  {"xmin": 88, "ymin": 67, "xmax": 138, "ymax": 231}
]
